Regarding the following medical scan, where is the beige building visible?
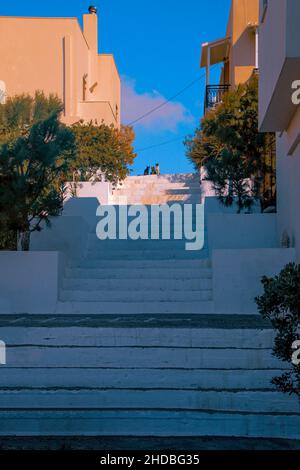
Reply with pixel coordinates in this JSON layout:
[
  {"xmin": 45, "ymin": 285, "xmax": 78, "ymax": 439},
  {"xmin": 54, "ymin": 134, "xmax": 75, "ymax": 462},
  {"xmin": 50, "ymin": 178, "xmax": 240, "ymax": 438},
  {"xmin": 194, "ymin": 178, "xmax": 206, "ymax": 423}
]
[
  {"xmin": 259, "ymin": 0, "xmax": 300, "ymax": 260},
  {"xmin": 201, "ymin": 0, "xmax": 259, "ymax": 111},
  {"xmin": 0, "ymin": 6, "xmax": 121, "ymax": 128}
]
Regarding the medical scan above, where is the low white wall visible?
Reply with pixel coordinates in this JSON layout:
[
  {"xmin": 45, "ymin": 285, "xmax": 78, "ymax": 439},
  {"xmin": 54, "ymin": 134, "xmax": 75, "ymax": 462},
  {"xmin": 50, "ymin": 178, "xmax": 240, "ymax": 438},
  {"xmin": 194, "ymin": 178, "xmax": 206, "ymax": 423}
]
[
  {"xmin": 31, "ymin": 216, "xmax": 89, "ymax": 262},
  {"xmin": 0, "ymin": 252, "xmax": 65, "ymax": 314},
  {"xmin": 213, "ymin": 248, "xmax": 296, "ymax": 314},
  {"xmin": 65, "ymin": 182, "xmax": 112, "ymax": 205},
  {"xmin": 62, "ymin": 198, "xmax": 100, "ymax": 232},
  {"xmin": 204, "ymin": 197, "xmax": 237, "ymax": 215},
  {"xmin": 207, "ymin": 213, "xmax": 278, "ymax": 251},
  {"xmin": 0, "ymin": 214, "xmax": 90, "ymax": 314}
]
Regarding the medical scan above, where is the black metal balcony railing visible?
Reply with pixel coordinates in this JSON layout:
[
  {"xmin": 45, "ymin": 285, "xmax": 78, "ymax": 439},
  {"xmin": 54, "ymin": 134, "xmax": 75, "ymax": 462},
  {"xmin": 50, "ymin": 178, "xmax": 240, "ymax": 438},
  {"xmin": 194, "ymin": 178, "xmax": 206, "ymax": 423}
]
[{"xmin": 205, "ymin": 84, "xmax": 230, "ymax": 113}]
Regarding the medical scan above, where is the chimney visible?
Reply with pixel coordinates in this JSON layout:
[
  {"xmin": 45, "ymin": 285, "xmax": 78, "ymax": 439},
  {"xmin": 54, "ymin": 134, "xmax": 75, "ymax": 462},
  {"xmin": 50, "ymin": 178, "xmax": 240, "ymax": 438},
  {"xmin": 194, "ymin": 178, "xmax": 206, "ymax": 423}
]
[
  {"xmin": 88, "ymin": 5, "xmax": 97, "ymax": 14},
  {"xmin": 83, "ymin": 6, "xmax": 98, "ymax": 53}
]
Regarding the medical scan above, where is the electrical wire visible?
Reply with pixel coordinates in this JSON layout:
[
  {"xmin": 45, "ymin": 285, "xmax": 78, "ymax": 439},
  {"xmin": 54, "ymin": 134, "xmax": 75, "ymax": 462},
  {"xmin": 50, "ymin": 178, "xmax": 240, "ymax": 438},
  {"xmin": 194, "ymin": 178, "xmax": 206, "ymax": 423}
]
[
  {"xmin": 135, "ymin": 135, "xmax": 187, "ymax": 153},
  {"xmin": 126, "ymin": 65, "xmax": 218, "ymax": 127}
]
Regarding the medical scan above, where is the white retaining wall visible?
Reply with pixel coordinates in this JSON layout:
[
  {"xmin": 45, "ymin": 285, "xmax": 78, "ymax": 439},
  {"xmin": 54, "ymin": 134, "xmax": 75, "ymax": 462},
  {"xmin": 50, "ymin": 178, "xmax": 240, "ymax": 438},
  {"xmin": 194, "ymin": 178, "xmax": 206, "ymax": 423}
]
[
  {"xmin": 65, "ymin": 182, "xmax": 112, "ymax": 205},
  {"xmin": 213, "ymin": 248, "xmax": 296, "ymax": 314},
  {"xmin": 0, "ymin": 214, "xmax": 90, "ymax": 314},
  {"xmin": 62, "ymin": 198, "xmax": 100, "ymax": 231},
  {"xmin": 207, "ymin": 213, "xmax": 278, "ymax": 251},
  {"xmin": 31, "ymin": 216, "xmax": 89, "ymax": 263},
  {"xmin": 0, "ymin": 252, "xmax": 65, "ymax": 314}
]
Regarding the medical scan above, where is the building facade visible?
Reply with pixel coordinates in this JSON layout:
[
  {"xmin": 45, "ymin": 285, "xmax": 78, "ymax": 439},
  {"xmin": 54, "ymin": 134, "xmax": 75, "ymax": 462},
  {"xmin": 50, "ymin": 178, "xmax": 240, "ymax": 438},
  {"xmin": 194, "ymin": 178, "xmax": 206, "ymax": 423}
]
[
  {"xmin": 259, "ymin": 0, "xmax": 300, "ymax": 260},
  {"xmin": 201, "ymin": 0, "xmax": 259, "ymax": 112},
  {"xmin": 0, "ymin": 7, "xmax": 121, "ymax": 128}
]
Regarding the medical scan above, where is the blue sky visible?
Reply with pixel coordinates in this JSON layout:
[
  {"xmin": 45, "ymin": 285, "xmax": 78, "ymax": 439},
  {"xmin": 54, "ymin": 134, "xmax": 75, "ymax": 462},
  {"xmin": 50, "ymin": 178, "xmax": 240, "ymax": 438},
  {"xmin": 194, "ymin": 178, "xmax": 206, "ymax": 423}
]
[{"xmin": 1, "ymin": 0, "xmax": 231, "ymax": 175}]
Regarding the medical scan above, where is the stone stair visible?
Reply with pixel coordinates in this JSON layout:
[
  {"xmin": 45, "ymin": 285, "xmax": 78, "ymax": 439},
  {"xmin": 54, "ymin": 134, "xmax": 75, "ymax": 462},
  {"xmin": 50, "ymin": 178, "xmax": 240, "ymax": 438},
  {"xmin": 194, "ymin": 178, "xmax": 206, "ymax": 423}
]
[
  {"xmin": 57, "ymin": 179, "xmax": 210, "ymax": 314},
  {"xmin": 110, "ymin": 173, "xmax": 201, "ymax": 205},
  {"xmin": 0, "ymin": 173, "xmax": 299, "ymax": 440},
  {"xmin": 56, "ymin": 236, "xmax": 212, "ymax": 314},
  {"xmin": 0, "ymin": 316, "xmax": 299, "ymax": 438}
]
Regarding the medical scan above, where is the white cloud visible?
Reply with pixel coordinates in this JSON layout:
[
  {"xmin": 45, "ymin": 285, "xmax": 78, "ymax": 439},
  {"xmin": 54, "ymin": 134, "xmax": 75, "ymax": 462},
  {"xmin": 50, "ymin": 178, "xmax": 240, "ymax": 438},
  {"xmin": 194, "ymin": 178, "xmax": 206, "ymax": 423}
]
[{"xmin": 121, "ymin": 77, "xmax": 194, "ymax": 132}]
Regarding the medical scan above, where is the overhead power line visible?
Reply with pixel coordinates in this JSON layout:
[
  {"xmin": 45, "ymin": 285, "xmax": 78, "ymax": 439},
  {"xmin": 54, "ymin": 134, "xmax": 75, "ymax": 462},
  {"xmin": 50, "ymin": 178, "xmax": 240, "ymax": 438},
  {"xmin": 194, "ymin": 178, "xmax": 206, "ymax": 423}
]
[
  {"xmin": 136, "ymin": 135, "xmax": 186, "ymax": 153},
  {"xmin": 126, "ymin": 65, "xmax": 218, "ymax": 127}
]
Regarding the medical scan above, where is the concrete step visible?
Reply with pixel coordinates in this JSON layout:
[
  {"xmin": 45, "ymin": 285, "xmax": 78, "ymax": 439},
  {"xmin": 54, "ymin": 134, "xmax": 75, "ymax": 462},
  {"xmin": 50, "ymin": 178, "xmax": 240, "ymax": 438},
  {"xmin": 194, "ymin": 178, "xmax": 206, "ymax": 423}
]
[
  {"xmin": 69, "ymin": 259, "xmax": 211, "ymax": 270},
  {"xmin": 65, "ymin": 267, "xmax": 213, "ymax": 280},
  {"xmin": 0, "ymin": 327, "xmax": 275, "ymax": 348},
  {"xmin": 1, "ymin": 320, "xmax": 297, "ymax": 439},
  {"xmin": 114, "ymin": 186, "xmax": 201, "ymax": 190},
  {"xmin": 63, "ymin": 277, "xmax": 213, "ymax": 291},
  {"xmin": 82, "ymin": 250, "xmax": 209, "ymax": 260},
  {"xmin": 59, "ymin": 289, "xmax": 213, "ymax": 302},
  {"xmin": 101, "ymin": 203, "xmax": 204, "ymax": 209},
  {"xmin": 0, "ymin": 390, "xmax": 298, "ymax": 414},
  {"xmin": 89, "ymin": 228, "xmax": 207, "ymax": 236},
  {"xmin": 110, "ymin": 198, "xmax": 202, "ymax": 205},
  {"xmin": 86, "ymin": 240, "xmax": 202, "ymax": 251},
  {"xmin": 114, "ymin": 180, "xmax": 200, "ymax": 186},
  {"xmin": 0, "ymin": 368, "xmax": 280, "ymax": 390},
  {"xmin": 117, "ymin": 174, "xmax": 199, "ymax": 183},
  {"xmin": 112, "ymin": 188, "xmax": 201, "ymax": 194},
  {"xmin": 55, "ymin": 301, "xmax": 215, "ymax": 315},
  {"xmin": 113, "ymin": 189, "xmax": 201, "ymax": 196},
  {"xmin": 0, "ymin": 410, "xmax": 299, "ymax": 438},
  {"xmin": 4, "ymin": 345, "xmax": 283, "ymax": 369}
]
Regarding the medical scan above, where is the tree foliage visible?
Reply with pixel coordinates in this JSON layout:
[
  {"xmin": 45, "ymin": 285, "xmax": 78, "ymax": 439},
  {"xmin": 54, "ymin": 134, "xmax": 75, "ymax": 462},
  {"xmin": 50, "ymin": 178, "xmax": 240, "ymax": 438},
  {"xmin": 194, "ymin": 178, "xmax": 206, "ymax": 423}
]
[
  {"xmin": 0, "ymin": 93, "xmax": 137, "ymax": 250},
  {"xmin": 256, "ymin": 263, "xmax": 300, "ymax": 397},
  {"xmin": 0, "ymin": 93, "xmax": 76, "ymax": 250},
  {"xmin": 185, "ymin": 76, "xmax": 275, "ymax": 212},
  {"xmin": 70, "ymin": 121, "xmax": 136, "ymax": 185},
  {"xmin": 0, "ymin": 91, "xmax": 62, "ymax": 144}
]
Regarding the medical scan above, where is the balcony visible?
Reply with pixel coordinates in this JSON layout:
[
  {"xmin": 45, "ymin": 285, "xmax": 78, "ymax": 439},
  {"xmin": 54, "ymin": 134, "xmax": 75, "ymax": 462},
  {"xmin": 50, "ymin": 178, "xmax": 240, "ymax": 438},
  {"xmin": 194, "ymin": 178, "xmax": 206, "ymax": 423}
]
[{"xmin": 205, "ymin": 84, "xmax": 230, "ymax": 113}]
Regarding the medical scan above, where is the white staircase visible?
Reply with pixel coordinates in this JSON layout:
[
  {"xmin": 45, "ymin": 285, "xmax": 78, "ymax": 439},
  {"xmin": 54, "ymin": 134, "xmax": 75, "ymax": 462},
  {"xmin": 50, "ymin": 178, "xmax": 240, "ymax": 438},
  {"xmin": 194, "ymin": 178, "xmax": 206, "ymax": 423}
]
[
  {"xmin": 0, "ymin": 173, "xmax": 299, "ymax": 440},
  {"xmin": 57, "ymin": 236, "xmax": 212, "ymax": 314},
  {"xmin": 0, "ymin": 318, "xmax": 299, "ymax": 438},
  {"xmin": 57, "ymin": 173, "xmax": 209, "ymax": 315},
  {"xmin": 110, "ymin": 173, "xmax": 201, "ymax": 205}
]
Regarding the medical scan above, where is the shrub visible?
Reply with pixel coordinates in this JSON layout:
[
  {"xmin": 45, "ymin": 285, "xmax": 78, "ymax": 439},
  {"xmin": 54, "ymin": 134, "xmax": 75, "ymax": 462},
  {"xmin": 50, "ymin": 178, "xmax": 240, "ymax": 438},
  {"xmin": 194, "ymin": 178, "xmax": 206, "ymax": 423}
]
[{"xmin": 256, "ymin": 263, "xmax": 300, "ymax": 397}]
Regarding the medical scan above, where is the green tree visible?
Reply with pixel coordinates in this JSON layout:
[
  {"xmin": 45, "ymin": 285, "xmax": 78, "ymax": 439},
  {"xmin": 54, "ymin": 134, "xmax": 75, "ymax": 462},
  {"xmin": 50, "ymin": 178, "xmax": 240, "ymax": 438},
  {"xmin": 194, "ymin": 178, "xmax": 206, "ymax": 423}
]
[
  {"xmin": 0, "ymin": 91, "xmax": 62, "ymax": 144},
  {"xmin": 0, "ymin": 96, "xmax": 76, "ymax": 250},
  {"xmin": 70, "ymin": 121, "xmax": 136, "ymax": 186},
  {"xmin": 205, "ymin": 148, "xmax": 256, "ymax": 213},
  {"xmin": 185, "ymin": 76, "xmax": 275, "ymax": 212}
]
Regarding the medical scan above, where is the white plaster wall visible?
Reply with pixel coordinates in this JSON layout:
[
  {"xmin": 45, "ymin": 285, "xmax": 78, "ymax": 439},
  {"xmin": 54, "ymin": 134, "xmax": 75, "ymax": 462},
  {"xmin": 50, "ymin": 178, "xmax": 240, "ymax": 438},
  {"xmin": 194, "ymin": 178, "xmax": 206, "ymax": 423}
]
[
  {"xmin": 258, "ymin": 0, "xmax": 287, "ymax": 128},
  {"xmin": 62, "ymin": 197, "xmax": 100, "ymax": 231},
  {"xmin": 259, "ymin": 0, "xmax": 300, "ymax": 131},
  {"xmin": 31, "ymin": 216, "xmax": 89, "ymax": 263},
  {"xmin": 65, "ymin": 182, "xmax": 112, "ymax": 205},
  {"xmin": 207, "ymin": 213, "xmax": 278, "ymax": 251},
  {"xmin": 204, "ymin": 196, "xmax": 261, "ymax": 215},
  {"xmin": 0, "ymin": 252, "xmax": 64, "ymax": 314},
  {"xmin": 276, "ymin": 131, "xmax": 300, "ymax": 262},
  {"xmin": 213, "ymin": 248, "xmax": 296, "ymax": 314}
]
